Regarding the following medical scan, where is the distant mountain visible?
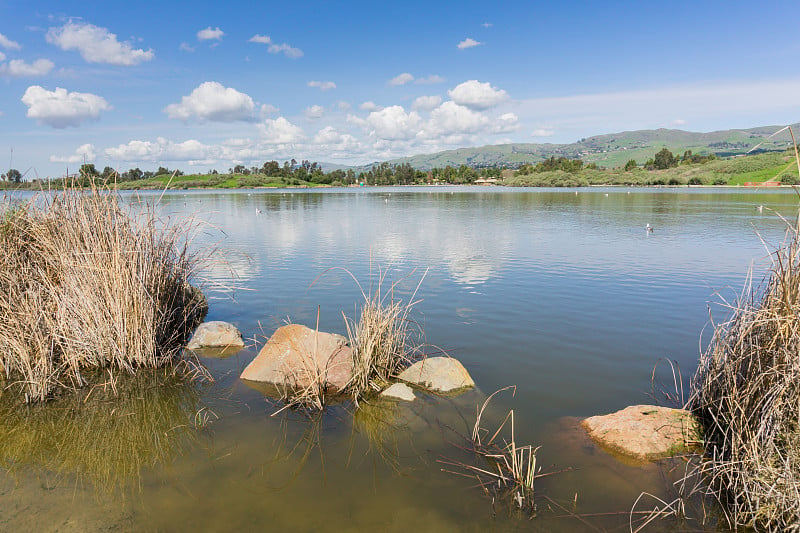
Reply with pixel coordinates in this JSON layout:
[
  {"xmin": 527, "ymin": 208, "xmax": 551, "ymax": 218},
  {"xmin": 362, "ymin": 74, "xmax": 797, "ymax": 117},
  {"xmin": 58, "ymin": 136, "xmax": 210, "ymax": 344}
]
[{"xmin": 348, "ymin": 124, "xmax": 798, "ymax": 171}]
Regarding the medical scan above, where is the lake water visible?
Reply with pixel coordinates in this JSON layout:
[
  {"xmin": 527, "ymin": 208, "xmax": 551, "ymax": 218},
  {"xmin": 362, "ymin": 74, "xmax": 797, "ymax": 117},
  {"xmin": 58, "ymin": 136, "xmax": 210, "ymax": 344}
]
[{"xmin": 1, "ymin": 186, "xmax": 797, "ymax": 531}]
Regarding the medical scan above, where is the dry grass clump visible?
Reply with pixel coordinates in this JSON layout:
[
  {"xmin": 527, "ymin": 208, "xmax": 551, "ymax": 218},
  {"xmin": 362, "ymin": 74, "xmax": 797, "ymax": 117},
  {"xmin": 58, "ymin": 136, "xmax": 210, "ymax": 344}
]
[
  {"xmin": 689, "ymin": 211, "xmax": 800, "ymax": 530},
  {"xmin": 342, "ymin": 267, "xmax": 425, "ymax": 401},
  {"xmin": 0, "ymin": 183, "xmax": 207, "ymax": 402}
]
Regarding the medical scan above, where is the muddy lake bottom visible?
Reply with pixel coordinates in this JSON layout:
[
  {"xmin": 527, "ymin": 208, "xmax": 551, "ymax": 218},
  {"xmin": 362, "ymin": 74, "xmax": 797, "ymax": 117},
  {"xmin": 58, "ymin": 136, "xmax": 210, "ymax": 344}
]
[{"xmin": 1, "ymin": 186, "xmax": 794, "ymax": 531}]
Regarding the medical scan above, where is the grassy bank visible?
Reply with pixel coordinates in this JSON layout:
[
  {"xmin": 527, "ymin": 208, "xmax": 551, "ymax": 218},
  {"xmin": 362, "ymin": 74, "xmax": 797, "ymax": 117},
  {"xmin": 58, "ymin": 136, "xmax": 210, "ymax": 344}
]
[{"xmin": 0, "ymin": 184, "xmax": 208, "ymax": 401}]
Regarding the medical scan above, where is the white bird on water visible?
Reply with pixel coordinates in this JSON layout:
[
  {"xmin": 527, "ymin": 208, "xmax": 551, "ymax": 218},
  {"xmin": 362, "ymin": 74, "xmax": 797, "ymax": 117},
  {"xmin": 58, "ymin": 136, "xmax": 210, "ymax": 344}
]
[
  {"xmin": 757, "ymin": 205, "xmax": 764, "ymax": 213},
  {"xmin": 255, "ymin": 208, "xmax": 262, "ymax": 215},
  {"xmin": 646, "ymin": 223, "xmax": 653, "ymax": 233}
]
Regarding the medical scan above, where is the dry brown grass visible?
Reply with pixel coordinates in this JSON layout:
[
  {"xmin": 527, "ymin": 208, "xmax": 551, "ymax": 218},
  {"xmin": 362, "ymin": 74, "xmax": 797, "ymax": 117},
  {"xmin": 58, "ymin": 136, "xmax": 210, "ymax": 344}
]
[
  {"xmin": 689, "ymin": 208, "xmax": 800, "ymax": 530},
  {"xmin": 0, "ymin": 182, "xmax": 208, "ymax": 402}
]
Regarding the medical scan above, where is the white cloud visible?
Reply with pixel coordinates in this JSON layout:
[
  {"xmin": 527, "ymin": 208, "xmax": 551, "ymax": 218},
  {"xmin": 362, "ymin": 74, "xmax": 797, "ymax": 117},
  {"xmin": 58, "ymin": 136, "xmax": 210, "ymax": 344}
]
[
  {"xmin": 268, "ymin": 42, "xmax": 303, "ymax": 58},
  {"xmin": 46, "ymin": 21, "xmax": 153, "ymax": 66},
  {"xmin": 531, "ymin": 128, "xmax": 555, "ymax": 137},
  {"xmin": 308, "ymin": 80, "xmax": 336, "ymax": 91},
  {"xmin": 416, "ymin": 74, "xmax": 445, "ymax": 84},
  {"xmin": 260, "ymin": 117, "xmax": 304, "ymax": 144},
  {"xmin": 21, "ymin": 85, "xmax": 111, "ymax": 128},
  {"xmin": 197, "ymin": 27, "xmax": 224, "ymax": 41},
  {"xmin": 411, "ymin": 95, "xmax": 442, "ymax": 111},
  {"xmin": 365, "ymin": 106, "xmax": 422, "ymax": 140},
  {"xmin": 426, "ymin": 101, "xmax": 488, "ymax": 136},
  {"xmin": 250, "ymin": 35, "xmax": 303, "ymax": 58},
  {"xmin": 359, "ymin": 100, "xmax": 381, "ymax": 111},
  {"xmin": 482, "ymin": 22, "xmax": 492, "ymax": 28},
  {"xmin": 389, "ymin": 72, "xmax": 414, "ymax": 86},
  {"xmin": 672, "ymin": 118, "xmax": 687, "ymax": 126},
  {"xmin": 312, "ymin": 126, "xmax": 359, "ymax": 150},
  {"xmin": 179, "ymin": 42, "xmax": 195, "ymax": 52},
  {"xmin": 0, "ymin": 58, "xmax": 54, "ymax": 77},
  {"xmin": 335, "ymin": 100, "xmax": 351, "ymax": 111},
  {"xmin": 457, "ymin": 38, "xmax": 482, "ymax": 49},
  {"xmin": 493, "ymin": 112, "xmax": 520, "ymax": 133},
  {"xmin": 305, "ymin": 104, "xmax": 324, "ymax": 119},
  {"xmin": 260, "ymin": 103, "xmax": 279, "ymax": 117},
  {"xmin": 0, "ymin": 33, "xmax": 21, "ymax": 50},
  {"xmin": 164, "ymin": 81, "xmax": 255, "ymax": 122},
  {"xmin": 448, "ymin": 80, "xmax": 508, "ymax": 109},
  {"xmin": 0, "ymin": 51, "xmax": 4, "ymax": 62},
  {"xmin": 49, "ymin": 143, "xmax": 97, "ymax": 163},
  {"xmin": 105, "ymin": 137, "xmax": 212, "ymax": 161},
  {"xmin": 248, "ymin": 34, "xmax": 271, "ymax": 44}
]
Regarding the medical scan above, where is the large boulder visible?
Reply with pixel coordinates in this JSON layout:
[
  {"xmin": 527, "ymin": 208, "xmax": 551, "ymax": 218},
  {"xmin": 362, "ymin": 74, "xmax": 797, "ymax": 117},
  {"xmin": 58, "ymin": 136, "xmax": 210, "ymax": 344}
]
[
  {"xmin": 581, "ymin": 405, "xmax": 702, "ymax": 461},
  {"xmin": 240, "ymin": 324, "xmax": 353, "ymax": 391},
  {"xmin": 186, "ymin": 321, "xmax": 244, "ymax": 350},
  {"xmin": 397, "ymin": 357, "xmax": 474, "ymax": 393}
]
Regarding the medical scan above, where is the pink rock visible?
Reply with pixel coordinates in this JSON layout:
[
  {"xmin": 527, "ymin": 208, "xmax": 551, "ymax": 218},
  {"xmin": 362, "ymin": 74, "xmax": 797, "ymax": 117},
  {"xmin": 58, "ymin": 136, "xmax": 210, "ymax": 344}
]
[{"xmin": 240, "ymin": 324, "xmax": 353, "ymax": 391}]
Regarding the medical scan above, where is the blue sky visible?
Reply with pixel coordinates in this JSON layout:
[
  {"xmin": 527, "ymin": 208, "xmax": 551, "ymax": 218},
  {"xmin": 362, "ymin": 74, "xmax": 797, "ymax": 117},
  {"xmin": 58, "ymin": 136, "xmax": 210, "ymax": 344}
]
[{"xmin": 1, "ymin": 0, "xmax": 799, "ymax": 177}]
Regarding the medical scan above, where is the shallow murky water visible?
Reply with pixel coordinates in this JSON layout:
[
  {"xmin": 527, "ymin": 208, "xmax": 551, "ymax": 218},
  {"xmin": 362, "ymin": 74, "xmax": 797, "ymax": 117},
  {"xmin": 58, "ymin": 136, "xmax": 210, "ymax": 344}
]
[{"xmin": 1, "ymin": 186, "xmax": 796, "ymax": 531}]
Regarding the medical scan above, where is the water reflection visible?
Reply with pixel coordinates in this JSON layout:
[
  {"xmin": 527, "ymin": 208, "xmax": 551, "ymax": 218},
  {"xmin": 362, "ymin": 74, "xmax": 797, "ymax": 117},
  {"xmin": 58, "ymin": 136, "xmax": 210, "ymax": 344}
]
[{"xmin": 0, "ymin": 369, "xmax": 208, "ymax": 494}]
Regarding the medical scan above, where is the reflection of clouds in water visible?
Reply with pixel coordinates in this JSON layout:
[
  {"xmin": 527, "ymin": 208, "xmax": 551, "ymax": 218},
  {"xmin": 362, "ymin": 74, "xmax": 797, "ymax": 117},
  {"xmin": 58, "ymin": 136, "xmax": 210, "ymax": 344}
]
[
  {"xmin": 199, "ymin": 249, "xmax": 258, "ymax": 289},
  {"xmin": 446, "ymin": 253, "xmax": 496, "ymax": 285},
  {"xmin": 373, "ymin": 233, "xmax": 409, "ymax": 265}
]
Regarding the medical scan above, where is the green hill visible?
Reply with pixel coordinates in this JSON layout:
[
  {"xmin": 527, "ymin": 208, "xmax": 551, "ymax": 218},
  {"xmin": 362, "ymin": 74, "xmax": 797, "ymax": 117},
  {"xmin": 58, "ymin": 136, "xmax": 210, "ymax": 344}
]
[{"xmin": 362, "ymin": 124, "xmax": 799, "ymax": 171}]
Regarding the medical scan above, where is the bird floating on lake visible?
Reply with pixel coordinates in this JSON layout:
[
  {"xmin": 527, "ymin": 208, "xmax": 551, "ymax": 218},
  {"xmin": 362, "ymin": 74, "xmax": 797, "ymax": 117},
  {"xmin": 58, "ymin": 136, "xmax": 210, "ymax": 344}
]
[
  {"xmin": 604, "ymin": 193, "xmax": 609, "ymax": 197},
  {"xmin": 255, "ymin": 208, "xmax": 262, "ymax": 215},
  {"xmin": 646, "ymin": 223, "xmax": 653, "ymax": 233},
  {"xmin": 757, "ymin": 205, "xmax": 764, "ymax": 212}
]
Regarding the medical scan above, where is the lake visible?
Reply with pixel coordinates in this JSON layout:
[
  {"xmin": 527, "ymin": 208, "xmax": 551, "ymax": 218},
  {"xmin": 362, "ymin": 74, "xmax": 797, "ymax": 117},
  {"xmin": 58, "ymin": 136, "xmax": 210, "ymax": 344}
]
[{"xmin": 1, "ymin": 186, "xmax": 796, "ymax": 531}]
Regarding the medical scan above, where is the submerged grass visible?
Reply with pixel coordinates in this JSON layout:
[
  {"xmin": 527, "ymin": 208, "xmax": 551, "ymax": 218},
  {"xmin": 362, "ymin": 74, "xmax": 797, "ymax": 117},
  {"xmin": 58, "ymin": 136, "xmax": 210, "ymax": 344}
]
[{"xmin": 0, "ymin": 182, "xmax": 208, "ymax": 402}]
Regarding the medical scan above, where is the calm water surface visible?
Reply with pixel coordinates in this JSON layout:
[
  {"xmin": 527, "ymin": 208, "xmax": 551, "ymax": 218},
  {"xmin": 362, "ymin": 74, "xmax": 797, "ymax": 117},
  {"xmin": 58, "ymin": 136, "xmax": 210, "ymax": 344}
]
[{"xmin": 2, "ymin": 186, "xmax": 797, "ymax": 531}]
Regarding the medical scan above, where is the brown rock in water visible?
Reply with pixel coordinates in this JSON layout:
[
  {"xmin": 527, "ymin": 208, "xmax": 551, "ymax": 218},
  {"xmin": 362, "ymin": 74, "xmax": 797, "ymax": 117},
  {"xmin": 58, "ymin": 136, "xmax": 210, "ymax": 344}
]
[
  {"xmin": 581, "ymin": 405, "xmax": 702, "ymax": 461},
  {"xmin": 240, "ymin": 324, "xmax": 353, "ymax": 391},
  {"xmin": 186, "ymin": 321, "xmax": 244, "ymax": 350},
  {"xmin": 397, "ymin": 357, "xmax": 474, "ymax": 393}
]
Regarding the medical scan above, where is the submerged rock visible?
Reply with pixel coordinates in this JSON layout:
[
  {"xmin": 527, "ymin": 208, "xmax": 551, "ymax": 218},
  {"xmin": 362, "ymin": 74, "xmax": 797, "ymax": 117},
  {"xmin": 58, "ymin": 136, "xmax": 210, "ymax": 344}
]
[
  {"xmin": 397, "ymin": 357, "xmax": 474, "ymax": 393},
  {"xmin": 581, "ymin": 405, "xmax": 702, "ymax": 461},
  {"xmin": 240, "ymin": 324, "xmax": 353, "ymax": 391},
  {"xmin": 186, "ymin": 321, "xmax": 244, "ymax": 350},
  {"xmin": 380, "ymin": 382, "xmax": 416, "ymax": 401}
]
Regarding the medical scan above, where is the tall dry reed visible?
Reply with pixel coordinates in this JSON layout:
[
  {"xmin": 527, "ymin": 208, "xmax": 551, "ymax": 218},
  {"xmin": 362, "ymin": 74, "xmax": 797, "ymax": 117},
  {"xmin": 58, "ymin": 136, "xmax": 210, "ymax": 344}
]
[
  {"xmin": 0, "ymin": 183, "xmax": 207, "ymax": 401},
  {"xmin": 689, "ymin": 210, "xmax": 800, "ymax": 530}
]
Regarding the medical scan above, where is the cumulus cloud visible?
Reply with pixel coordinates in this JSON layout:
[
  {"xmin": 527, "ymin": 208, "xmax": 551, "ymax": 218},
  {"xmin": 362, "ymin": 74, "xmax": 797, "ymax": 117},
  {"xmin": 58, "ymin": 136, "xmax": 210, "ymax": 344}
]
[
  {"xmin": 46, "ymin": 21, "xmax": 153, "ymax": 66},
  {"xmin": 21, "ymin": 85, "xmax": 111, "ymax": 128},
  {"xmin": 457, "ymin": 38, "xmax": 482, "ymax": 49},
  {"xmin": 312, "ymin": 126, "xmax": 359, "ymax": 150},
  {"xmin": 304, "ymin": 104, "xmax": 324, "ymax": 119},
  {"xmin": 0, "ymin": 58, "xmax": 54, "ymax": 77},
  {"xmin": 260, "ymin": 117, "xmax": 304, "ymax": 144},
  {"xmin": 365, "ymin": 106, "xmax": 422, "ymax": 140},
  {"xmin": 164, "ymin": 81, "xmax": 255, "ymax": 122},
  {"xmin": 308, "ymin": 80, "xmax": 336, "ymax": 91},
  {"xmin": 105, "ymin": 137, "xmax": 212, "ymax": 161},
  {"xmin": 335, "ymin": 100, "xmax": 351, "ymax": 111},
  {"xmin": 389, "ymin": 72, "xmax": 414, "ymax": 86},
  {"xmin": 197, "ymin": 27, "xmax": 224, "ymax": 41},
  {"xmin": 493, "ymin": 112, "xmax": 520, "ymax": 133},
  {"xmin": 427, "ymin": 101, "xmax": 488, "ymax": 136},
  {"xmin": 49, "ymin": 143, "xmax": 97, "ymax": 163},
  {"xmin": 179, "ymin": 42, "xmax": 195, "ymax": 52},
  {"xmin": 250, "ymin": 35, "xmax": 302, "ymax": 58},
  {"xmin": 448, "ymin": 80, "xmax": 508, "ymax": 109},
  {"xmin": 531, "ymin": 128, "xmax": 555, "ymax": 137},
  {"xmin": 359, "ymin": 100, "xmax": 381, "ymax": 111},
  {"xmin": 260, "ymin": 103, "xmax": 279, "ymax": 117},
  {"xmin": 411, "ymin": 95, "xmax": 442, "ymax": 111},
  {"xmin": 0, "ymin": 33, "xmax": 21, "ymax": 50}
]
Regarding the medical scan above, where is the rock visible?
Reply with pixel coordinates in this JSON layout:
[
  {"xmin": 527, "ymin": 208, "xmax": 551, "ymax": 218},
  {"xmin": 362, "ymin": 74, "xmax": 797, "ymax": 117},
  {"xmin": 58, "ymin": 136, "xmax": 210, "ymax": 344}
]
[
  {"xmin": 240, "ymin": 324, "xmax": 353, "ymax": 391},
  {"xmin": 397, "ymin": 357, "xmax": 474, "ymax": 393},
  {"xmin": 380, "ymin": 382, "xmax": 416, "ymax": 401},
  {"xmin": 581, "ymin": 405, "xmax": 702, "ymax": 461},
  {"xmin": 186, "ymin": 321, "xmax": 244, "ymax": 350}
]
